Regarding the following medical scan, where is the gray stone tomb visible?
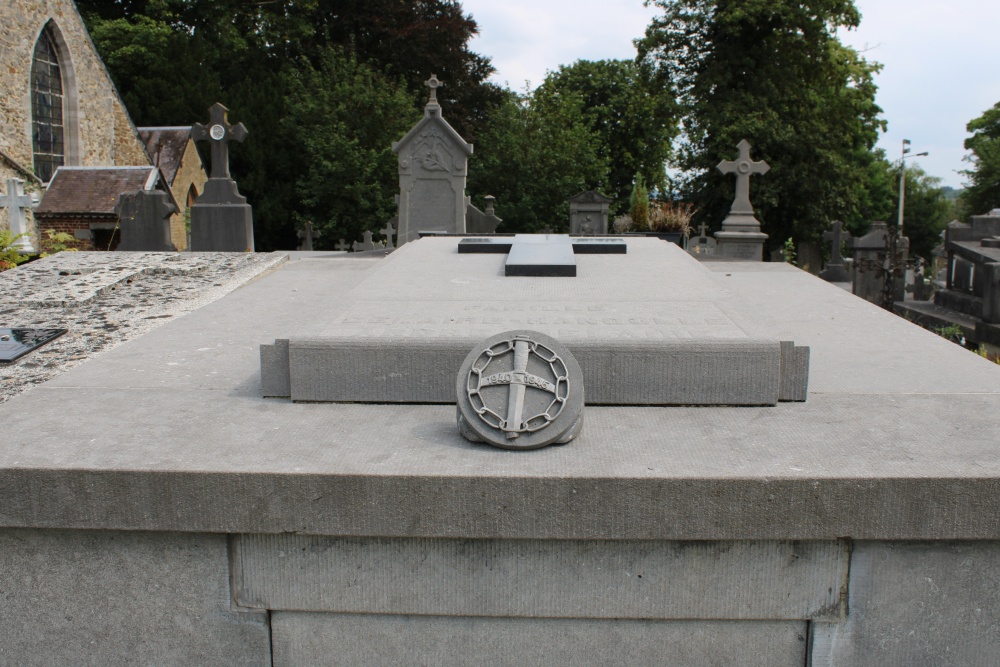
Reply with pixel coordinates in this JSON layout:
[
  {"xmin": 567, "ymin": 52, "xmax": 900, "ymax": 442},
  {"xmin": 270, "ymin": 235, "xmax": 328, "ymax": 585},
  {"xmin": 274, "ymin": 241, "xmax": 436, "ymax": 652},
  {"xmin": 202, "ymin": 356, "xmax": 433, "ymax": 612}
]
[
  {"xmin": 849, "ymin": 221, "xmax": 908, "ymax": 306},
  {"xmin": 1, "ymin": 177, "xmax": 38, "ymax": 253},
  {"xmin": 466, "ymin": 196, "xmax": 502, "ymax": 234},
  {"xmin": 392, "ymin": 75, "xmax": 473, "ymax": 245},
  {"xmin": 115, "ymin": 189, "xmax": 177, "ymax": 252},
  {"xmin": 686, "ymin": 222, "xmax": 717, "ymax": 256},
  {"xmin": 189, "ymin": 102, "xmax": 255, "ymax": 252},
  {"xmin": 568, "ymin": 190, "xmax": 612, "ymax": 235},
  {"xmin": 715, "ymin": 140, "xmax": 769, "ymax": 260}
]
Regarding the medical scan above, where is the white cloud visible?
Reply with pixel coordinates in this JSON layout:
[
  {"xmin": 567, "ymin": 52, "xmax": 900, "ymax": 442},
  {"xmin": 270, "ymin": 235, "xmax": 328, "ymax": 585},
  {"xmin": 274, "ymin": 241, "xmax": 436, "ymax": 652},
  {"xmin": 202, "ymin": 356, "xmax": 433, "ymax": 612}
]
[{"xmin": 463, "ymin": 0, "xmax": 1000, "ymax": 188}]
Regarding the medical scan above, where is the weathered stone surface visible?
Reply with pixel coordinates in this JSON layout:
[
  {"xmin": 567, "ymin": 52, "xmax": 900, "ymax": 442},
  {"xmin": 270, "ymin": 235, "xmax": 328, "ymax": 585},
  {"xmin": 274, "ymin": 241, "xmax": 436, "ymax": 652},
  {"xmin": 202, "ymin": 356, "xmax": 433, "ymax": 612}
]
[
  {"xmin": 271, "ymin": 613, "xmax": 808, "ymax": 667},
  {"xmin": 0, "ymin": 529, "xmax": 270, "ymax": 666},
  {"xmin": 811, "ymin": 541, "xmax": 1000, "ymax": 666},
  {"xmin": 234, "ymin": 535, "xmax": 848, "ymax": 619}
]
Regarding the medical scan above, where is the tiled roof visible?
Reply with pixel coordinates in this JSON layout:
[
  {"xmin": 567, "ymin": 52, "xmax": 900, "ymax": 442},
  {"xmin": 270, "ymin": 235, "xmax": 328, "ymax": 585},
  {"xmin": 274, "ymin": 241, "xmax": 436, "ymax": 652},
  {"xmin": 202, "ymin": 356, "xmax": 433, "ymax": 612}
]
[
  {"xmin": 138, "ymin": 127, "xmax": 197, "ymax": 185},
  {"xmin": 34, "ymin": 167, "xmax": 172, "ymax": 217}
]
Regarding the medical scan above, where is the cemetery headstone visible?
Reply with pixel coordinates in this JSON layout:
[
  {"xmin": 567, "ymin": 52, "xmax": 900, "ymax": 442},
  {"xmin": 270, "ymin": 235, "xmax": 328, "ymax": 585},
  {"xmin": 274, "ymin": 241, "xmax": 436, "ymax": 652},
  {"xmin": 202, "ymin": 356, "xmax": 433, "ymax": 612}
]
[
  {"xmin": 1, "ymin": 178, "xmax": 38, "ymax": 253},
  {"xmin": 849, "ymin": 221, "xmax": 908, "ymax": 307},
  {"xmin": 686, "ymin": 222, "xmax": 717, "ymax": 256},
  {"xmin": 115, "ymin": 189, "xmax": 178, "ymax": 252},
  {"xmin": 466, "ymin": 198, "xmax": 501, "ymax": 234},
  {"xmin": 392, "ymin": 75, "xmax": 473, "ymax": 245},
  {"xmin": 297, "ymin": 221, "xmax": 321, "ymax": 251},
  {"xmin": 568, "ymin": 191, "xmax": 612, "ymax": 235},
  {"xmin": 189, "ymin": 103, "xmax": 255, "ymax": 251},
  {"xmin": 819, "ymin": 220, "xmax": 852, "ymax": 282},
  {"xmin": 380, "ymin": 222, "xmax": 396, "ymax": 250},
  {"xmin": 715, "ymin": 140, "xmax": 769, "ymax": 260},
  {"xmin": 335, "ymin": 239, "xmax": 348, "ymax": 251}
]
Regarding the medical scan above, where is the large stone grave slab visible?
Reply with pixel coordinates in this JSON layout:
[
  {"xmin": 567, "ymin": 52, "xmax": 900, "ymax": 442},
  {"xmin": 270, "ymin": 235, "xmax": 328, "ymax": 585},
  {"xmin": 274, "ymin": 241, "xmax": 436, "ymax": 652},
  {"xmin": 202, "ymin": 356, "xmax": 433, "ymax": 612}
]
[{"xmin": 2, "ymin": 233, "xmax": 1000, "ymax": 664}]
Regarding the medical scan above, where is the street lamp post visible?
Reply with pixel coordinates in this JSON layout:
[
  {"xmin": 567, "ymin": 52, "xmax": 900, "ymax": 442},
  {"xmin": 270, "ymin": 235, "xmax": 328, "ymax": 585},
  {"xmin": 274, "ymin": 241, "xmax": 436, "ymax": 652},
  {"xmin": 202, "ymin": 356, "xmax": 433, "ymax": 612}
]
[{"xmin": 897, "ymin": 139, "xmax": 928, "ymax": 238}]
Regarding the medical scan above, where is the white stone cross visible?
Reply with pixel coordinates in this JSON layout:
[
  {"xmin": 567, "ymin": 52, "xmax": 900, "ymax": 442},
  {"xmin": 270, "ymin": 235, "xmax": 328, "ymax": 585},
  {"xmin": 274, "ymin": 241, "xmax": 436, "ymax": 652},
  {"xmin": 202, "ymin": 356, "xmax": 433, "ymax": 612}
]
[
  {"xmin": 1, "ymin": 178, "xmax": 37, "ymax": 253},
  {"xmin": 425, "ymin": 74, "xmax": 443, "ymax": 105},
  {"xmin": 297, "ymin": 221, "xmax": 321, "ymax": 251},
  {"xmin": 717, "ymin": 140, "xmax": 769, "ymax": 216},
  {"xmin": 335, "ymin": 239, "xmax": 348, "ymax": 251},
  {"xmin": 380, "ymin": 222, "xmax": 395, "ymax": 249}
]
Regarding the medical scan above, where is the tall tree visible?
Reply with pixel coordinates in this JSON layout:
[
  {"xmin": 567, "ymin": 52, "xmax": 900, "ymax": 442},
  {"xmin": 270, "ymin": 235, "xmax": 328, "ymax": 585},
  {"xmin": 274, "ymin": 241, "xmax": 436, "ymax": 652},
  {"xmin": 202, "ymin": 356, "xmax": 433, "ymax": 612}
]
[
  {"xmin": 960, "ymin": 101, "xmax": 1000, "ymax": 216},
  {"xmin": 637, "ymin": 0, "xmax": 886, "ymax": 251},
  {"xmin": 467, "ymin": 88, "xmax": 609, "ymax": 232},
  {"xmin": 76, "ymin": 0, "xmax": 502, "ymax": 250},
  {"xmin": 535, "ymin": 60, "xmax": 678, "ymax": 212}
]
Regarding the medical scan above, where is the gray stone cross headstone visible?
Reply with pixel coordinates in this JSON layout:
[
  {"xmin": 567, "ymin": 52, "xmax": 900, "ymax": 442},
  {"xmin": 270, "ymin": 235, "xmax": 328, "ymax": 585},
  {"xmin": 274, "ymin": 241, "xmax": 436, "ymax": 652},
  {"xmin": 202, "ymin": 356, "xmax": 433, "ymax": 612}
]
[
  {"xmin": 819, "ymin": 220, "xmax": 852, "ymax": 283},
  {"xmin": 297, "ymin": 221, "xmax": 321, "ymax": 251},
  {"xmin": 425, "ymin": 74, "xmax": 443, "ymax": 105},
  {"xmin": 381, "ymin": 223, "xmax": 396, "ymax": 250},
  {"xmin": 115, "ymin": 190, "xmax": 178, "ymax": 251},
  {"xmin": 193, "ymin": 102, "xmax": 248, "ymax": 180},
  {"xmin": 336, "ymin": 239, "xmax": 348, "ymax": 251},
  {"xmin": 1, "ymin": 178, "xmax": 37, "ymax": 253},
  {"xmin": 363, "ymin": 230, "xmax": 374, "ymax": 251},
  {"xmin": 717, "ymin": 139, "xmax": 769, "ymax": 218}
]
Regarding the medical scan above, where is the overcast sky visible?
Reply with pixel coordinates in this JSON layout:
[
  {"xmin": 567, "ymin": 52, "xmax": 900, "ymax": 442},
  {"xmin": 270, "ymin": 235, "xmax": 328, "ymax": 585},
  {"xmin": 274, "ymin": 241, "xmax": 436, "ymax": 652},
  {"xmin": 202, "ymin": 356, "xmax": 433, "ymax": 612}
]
[{"xmin": 461, "ymin": 0, "xmax": 1000, "ymax": 188}]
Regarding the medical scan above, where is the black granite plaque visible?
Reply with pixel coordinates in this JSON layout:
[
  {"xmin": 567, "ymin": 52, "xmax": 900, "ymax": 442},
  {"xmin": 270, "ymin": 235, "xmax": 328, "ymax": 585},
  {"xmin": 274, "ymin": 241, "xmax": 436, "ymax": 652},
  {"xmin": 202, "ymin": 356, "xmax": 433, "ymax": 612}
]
[
  {"xmin": 457, "ymin": 238, "xmax": 514, "ymax": 254},
  {"xmin": 0, "ymin": 328, "xmax": 68, "ymax": 362},
  {"xmin": 505, "ymin": 235, "xmax": 576, "ymax": 277},
  {"xmin": 571, "ymin": 238, "xmax": 628, "ymax": 254}
]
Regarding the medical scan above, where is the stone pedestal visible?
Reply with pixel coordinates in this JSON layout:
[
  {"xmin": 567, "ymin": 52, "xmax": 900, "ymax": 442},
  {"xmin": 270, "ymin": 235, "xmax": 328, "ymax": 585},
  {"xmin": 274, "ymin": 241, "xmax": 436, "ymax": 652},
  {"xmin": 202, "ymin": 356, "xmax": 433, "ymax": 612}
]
[
  {"xmin": 190, "ymin": 178, "xmax": 254, "ymax": 252},
  {"xmin": 715, "ymin": 229, "xmax": 768, "ymax": 261},
  {"xmin": 116, "ymin": 190, "xmax": 177, "ymax": 252}
]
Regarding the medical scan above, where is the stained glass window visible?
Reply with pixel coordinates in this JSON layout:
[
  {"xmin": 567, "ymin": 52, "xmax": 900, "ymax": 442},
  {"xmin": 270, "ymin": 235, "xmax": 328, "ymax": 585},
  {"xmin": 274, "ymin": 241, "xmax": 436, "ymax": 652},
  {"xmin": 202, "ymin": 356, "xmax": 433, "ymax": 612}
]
[{"xmin": 32, "ymin": 27, "xmax": 64, "ymax": 183}]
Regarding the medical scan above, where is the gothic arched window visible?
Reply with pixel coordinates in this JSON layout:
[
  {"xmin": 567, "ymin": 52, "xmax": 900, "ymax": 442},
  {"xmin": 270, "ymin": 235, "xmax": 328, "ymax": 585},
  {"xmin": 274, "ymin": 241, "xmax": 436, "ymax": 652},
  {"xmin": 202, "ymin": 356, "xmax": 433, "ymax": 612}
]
[{"xmin": 31, "ymin": 26, "xmax": 65, "ymax": 183}]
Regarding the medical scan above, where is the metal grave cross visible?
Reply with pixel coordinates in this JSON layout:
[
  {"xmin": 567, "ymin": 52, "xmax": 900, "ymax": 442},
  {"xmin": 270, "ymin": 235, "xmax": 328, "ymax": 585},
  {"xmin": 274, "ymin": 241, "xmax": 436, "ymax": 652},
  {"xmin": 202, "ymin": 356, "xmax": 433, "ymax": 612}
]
[
  {"xmin": 822, "ymin": 220, "xmax": 852, "ymax": 266},
  {"xmin": 193, "ymin": 103, "xmax": 248, "ymax": 179},
  {"xmin": 297, "ymin": 221, "xmax": 321, "ymax": 251},
  {"xmin": 717, "ymin": 140, "xmax": 769, "ymax": 216},
  {"xmin": 1, "ymin": 178, "xmax": 37, "ymax": 253},
  {"xmin": 458, "ymin": 234, "xmax": 626, "ymax": 277}
]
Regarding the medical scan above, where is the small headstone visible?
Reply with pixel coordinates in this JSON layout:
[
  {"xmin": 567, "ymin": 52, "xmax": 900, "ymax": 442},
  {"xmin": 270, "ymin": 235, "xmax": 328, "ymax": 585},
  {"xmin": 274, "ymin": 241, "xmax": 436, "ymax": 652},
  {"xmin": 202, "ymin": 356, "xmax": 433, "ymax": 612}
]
[
  {"xmin": 686, "ymin": 222, "xmax": 717, "ymax": 256},
  {"xmin": 115, "ymin": 190, "xmax": 178, "ymax": 252},
  {"xmin": 819, "ymin": 220, "xmax": 852, "ymax": 282},
  {"xmin": 363, "ymin": 230, "xmax": 374, "ymax": 251},
  {"xmin": 380, "ymin": 222, "xmax": 396, "ymax": 250},
  {"xmin": 568, "ymin": 191, "xmax": 612, "ymax": 235},
  {"xmin": 0, "ymin": 328, "xmax": 67, "ymax": 363},
  {"xmin": 352, "ymin": 240, "xmax": 363, "ymax": 252},
  {"xmin": 1, "ymin": 178, "xmax": 38, "ymax": 253},
  {"xmin": 849, "ymin": 221, "xmax": 908, "ymax": 306},
  {"xmin": 456, "ymin": 330, "xmax": 584, "ymax": 450},
  {"xmin": 189, "ymin": 103, "xmax": 255, "ymax": 251},
  {"xmin": 715, "ymin": 140, "xmax": 769, "ymax": 260},
  {"xmin": 297, "ymin": 221, "xmax": 321, "ymax": 251},
  {"xmin": 335, "ymin": 239, "xmax": 348, "ymax": 251}
]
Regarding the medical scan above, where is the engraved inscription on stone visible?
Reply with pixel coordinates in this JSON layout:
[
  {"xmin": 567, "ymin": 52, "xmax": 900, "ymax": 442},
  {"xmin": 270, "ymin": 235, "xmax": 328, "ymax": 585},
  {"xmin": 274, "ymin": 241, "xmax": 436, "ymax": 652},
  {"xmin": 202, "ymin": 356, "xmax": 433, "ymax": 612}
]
[
  {"xmin": 0, "ymin": 328, "xmax": 67, "ymax": 362},
  {"xmin": 456, "ymin": 330, "xmax": 584, "ymax": 450}
]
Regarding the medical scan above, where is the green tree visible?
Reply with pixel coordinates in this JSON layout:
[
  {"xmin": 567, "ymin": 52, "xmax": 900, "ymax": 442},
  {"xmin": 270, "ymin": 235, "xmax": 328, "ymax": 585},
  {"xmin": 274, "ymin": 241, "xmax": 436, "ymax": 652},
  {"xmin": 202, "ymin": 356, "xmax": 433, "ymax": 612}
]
[
  {"xmin": 467, "ymin": 88, "xmax": 609, "ymax": 232},
  {"xmin": 960, "ymin": 101, "xmax": 1000, "ymax": 216},
  {"xmin": 629, "ymin": 174, "xmax": 650, "ymax": 230},
  {"xmin": 894, "ymin": 164, "xmax": 950, "ymax": 262},
  {"xmin": 536, "ymin": 60, "xmax": 678, "ymax": 211},
  {"xmin": 283, "ymin": 50, "xmax": 418, "ymax": 248},
  {"xmin": 637, "ymin": 0, "xmax": 886, "ymax": 251},
  {"xmin": 76, "ymin": 0, "xmax": 502, "ymax": 250}
]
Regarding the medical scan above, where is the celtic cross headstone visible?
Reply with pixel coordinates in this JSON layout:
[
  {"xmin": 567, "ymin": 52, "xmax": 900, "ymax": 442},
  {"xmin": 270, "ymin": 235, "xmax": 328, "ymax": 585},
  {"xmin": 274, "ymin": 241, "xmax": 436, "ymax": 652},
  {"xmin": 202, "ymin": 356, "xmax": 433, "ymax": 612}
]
[{"xmin": 189, "ymin": 103, "xmax": 255, "ymax": 251}]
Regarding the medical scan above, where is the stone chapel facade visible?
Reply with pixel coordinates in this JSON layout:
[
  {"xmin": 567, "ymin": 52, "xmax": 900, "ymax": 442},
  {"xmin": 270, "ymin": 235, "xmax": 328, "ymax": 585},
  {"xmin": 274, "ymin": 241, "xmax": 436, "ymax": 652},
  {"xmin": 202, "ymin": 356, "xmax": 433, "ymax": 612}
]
[{"xmin": 0, "ymin": 0, "xmax": 150, "ymax": 248}]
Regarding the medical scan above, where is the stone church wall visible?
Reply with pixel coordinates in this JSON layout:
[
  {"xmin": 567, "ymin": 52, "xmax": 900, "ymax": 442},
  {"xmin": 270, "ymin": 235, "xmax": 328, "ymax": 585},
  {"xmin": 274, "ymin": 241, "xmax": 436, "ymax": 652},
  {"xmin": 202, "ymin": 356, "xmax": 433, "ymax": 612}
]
[{"xmin": 0, "ymin": 0, "xmax": 149, "ymax": 244}]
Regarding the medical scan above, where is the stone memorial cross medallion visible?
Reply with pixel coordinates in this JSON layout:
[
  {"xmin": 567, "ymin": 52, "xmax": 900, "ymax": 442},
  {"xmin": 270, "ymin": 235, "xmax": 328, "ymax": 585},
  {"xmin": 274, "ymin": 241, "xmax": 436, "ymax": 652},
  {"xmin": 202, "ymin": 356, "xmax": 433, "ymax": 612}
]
[{"xmin": 456, "ymin": 330, "xmax": 584, "ymax": 450}]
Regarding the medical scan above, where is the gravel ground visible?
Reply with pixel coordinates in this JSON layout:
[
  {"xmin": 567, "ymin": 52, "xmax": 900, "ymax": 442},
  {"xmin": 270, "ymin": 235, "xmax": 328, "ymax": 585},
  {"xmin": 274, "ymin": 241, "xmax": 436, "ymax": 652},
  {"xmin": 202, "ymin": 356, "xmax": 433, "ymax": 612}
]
[{"xmin": 0, "ymin": 251, "xmax": 287, "ymax": 403}]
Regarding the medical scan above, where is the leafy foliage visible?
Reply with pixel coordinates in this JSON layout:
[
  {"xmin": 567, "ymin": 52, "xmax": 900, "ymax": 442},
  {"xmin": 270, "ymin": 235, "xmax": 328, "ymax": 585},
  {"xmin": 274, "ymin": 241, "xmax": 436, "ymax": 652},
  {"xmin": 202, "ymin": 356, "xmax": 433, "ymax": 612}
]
[
  {"xmin": 536, "ymin": 60, "xmax": 678, "ymax": 211},
  {"xmin": 76, "ymin": 0, "xmax": 502, "ymax": 250},
  {"xmin": 895, "ymin": 164, "xmax": 951, "ymax": 262},
  {"xmin": 637, "ymin": 0, "xmax": 886, "ymax": 251},
  {"xmin": 0, "ymin": 230, "xmax": 29, "ymax": 271},
  {"xmin": 467, "ymin": 88, "xmax": 609, "ymax": 232},
  {"xmin": 629, "ymin": 174, "xmax": 650, "ymax": 230},
  {"xmin": 961, "ymin": 101, "xmax": 1000, "ymax": 216}
]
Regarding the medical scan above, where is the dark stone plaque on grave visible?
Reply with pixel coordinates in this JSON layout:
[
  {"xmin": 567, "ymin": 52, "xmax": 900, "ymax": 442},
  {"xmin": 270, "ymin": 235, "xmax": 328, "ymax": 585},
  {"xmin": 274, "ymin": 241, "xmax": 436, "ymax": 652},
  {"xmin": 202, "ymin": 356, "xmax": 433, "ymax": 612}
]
[
  {"xmin": 458, "ymin": 234, "xmax": 627, "ymax": 277},
  {"xmin": 0, "ymin": 328, "xmax": 67, "ymax": 362}
]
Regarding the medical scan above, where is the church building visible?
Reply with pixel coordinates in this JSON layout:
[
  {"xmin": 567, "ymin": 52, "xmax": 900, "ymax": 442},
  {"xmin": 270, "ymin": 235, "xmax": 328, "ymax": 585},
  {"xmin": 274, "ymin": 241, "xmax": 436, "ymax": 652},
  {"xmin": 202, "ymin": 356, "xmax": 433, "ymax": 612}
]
[{"xmin": 0, "ymin": 0, "xmax": 152, "ymax": 250}]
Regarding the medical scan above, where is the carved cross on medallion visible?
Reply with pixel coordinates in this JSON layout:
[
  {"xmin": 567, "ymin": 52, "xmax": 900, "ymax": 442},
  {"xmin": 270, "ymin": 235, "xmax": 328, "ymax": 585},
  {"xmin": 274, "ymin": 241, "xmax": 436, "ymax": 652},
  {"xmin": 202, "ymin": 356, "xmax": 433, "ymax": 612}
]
[{"xmin": 193, "ymin": 103, "xmax": 248, "ymax": 180}]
